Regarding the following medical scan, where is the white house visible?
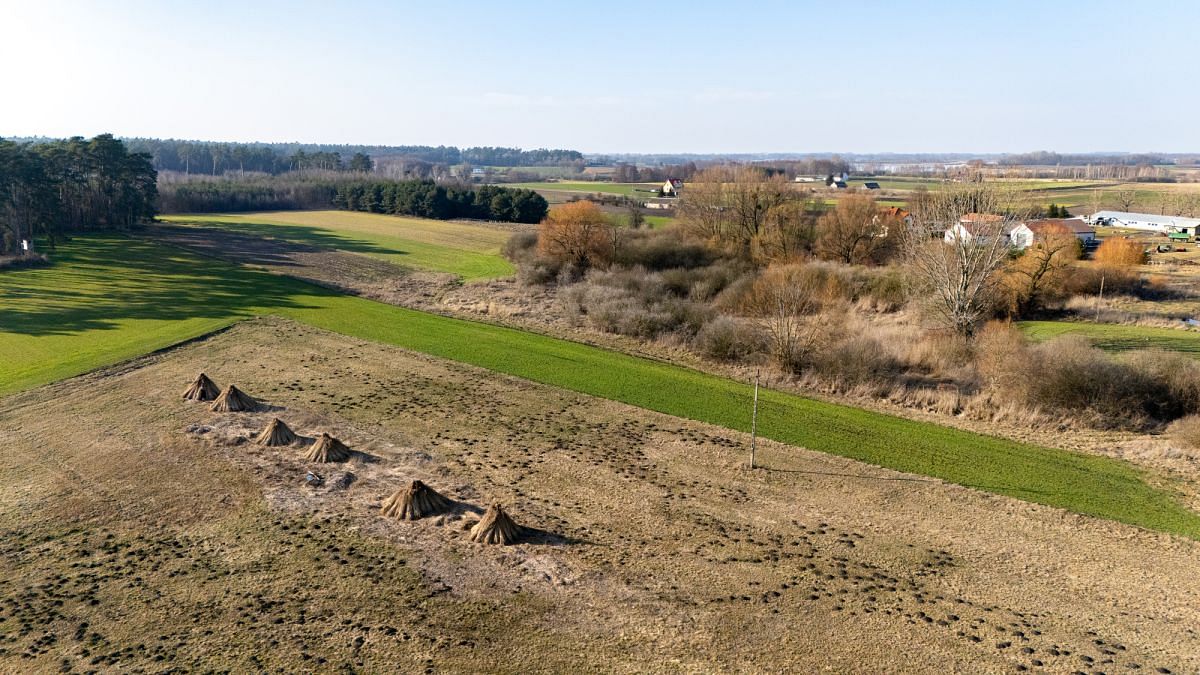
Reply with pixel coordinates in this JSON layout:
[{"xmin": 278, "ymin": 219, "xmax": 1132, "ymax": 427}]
[
  {"xmin": 662, "ymin": 178, "xmax": 684, "ymax": 196},
  {"xmin": 1009, "ymin": 218, "xmax": 1095, "ymax": 250},
  {"xmin": 944, "ymin": 213, "xmax": 1017, "ymax": 246},
  {"xmin": 830, "ymin": 180, "xmax": 848, "ymax": 190},
  {"xmin": 1089, "ymin": 210, "xmax": 1200, "ymax": 234}
]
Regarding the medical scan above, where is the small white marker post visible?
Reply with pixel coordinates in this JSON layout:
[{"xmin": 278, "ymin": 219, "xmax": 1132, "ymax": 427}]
[{"xmin": 749, "ymin": 371, "xmax": 760, "ymax": 469}]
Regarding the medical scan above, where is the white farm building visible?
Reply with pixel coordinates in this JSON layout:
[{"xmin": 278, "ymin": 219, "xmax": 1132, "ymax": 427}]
[{"xmin": 1089, "ymin": 211, "xmax": 1200, "ymax": 235}]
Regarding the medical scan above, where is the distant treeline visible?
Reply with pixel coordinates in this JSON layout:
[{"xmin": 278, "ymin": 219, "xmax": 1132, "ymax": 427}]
[
  {"xmin": 156, "ymin": 173, "xmax": 349, "ymax": 213},
  {"xmin": 114, "ymin": 139, "xmax": 583, "ymax": 175},
  {"xmin": 0, "ymin": 135, "xmax": 156, "ymax": 254},
  {"xmin": 996, "ymin": 151, "xmax": 1175, "ymax": 167},
  {"xmin": 333, "ymin": 181, "xmax": 548, "ymax": 223},
  {"xmin": 158, "ymin": 173, "xmax": 548, "ymax": 223}
]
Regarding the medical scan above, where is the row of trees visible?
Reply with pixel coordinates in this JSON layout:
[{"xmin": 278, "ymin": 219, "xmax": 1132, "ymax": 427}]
[
  {"xmin": 0, "ymin": 135, "xmax": 156, "ymax": 254},
  {"xmin": 332, "ymin": 181, "xmax": 548, "ymax": 224},
  {"xmin": 117, "ymin": 139, "xmax": 582, "ymax": 175}
]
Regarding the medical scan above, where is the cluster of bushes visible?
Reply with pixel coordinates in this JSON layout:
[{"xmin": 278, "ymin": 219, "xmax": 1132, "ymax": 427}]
[
  {"xmin": 976, "ymin": 323, "xmax": 1200, "ymax": 430},
  {"xmin": 333, "ymin": 181, "xmax": 547, "ymax": 223},
  {"xmin": 558, "ymin": 258, "xmax": 747, "ymax": 342}
]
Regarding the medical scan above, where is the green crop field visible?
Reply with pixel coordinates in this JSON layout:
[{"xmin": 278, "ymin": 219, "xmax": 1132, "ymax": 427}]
[
  {"xmin": 500, "ymin": 182, "xmax": 657, "ymax": 197},
  {"xmin": 1021, "ymin": 320, "xmax": 1200, "ymax": 357},
  {"xmin": 4, "ymin": 234, "xmax": 1200, "ymax": 538},
  {"xmin": 162, "ymin": 211, "xmax": 514, "ymax": 280}
]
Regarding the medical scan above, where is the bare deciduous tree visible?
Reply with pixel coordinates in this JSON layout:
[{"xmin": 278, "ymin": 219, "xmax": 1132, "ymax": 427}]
[
  {"xmin": 677, "ymin": 166, "xmax": 798, "ymax": 257},
  {"xmin": 740, "ymin": 264, "xmax": 826, "ymax": 371},
  {"xmin": 1003, "ymin": 223, "xmax": 1079, "ymax": 316},
  {"xmin": 903, "ymin": 184, "xmax": 1031, "ymax": 335},
  {"xmin": 1113, "ymin": 189, "xmax": 1138, "ymax": 212},
  {"xmin": 815, "ymin": 194, "xmax": 896, "ymax": 265}
]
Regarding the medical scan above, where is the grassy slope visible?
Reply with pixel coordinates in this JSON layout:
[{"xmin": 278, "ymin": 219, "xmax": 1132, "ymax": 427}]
[
  {"xmin": 1021, "ymin": 320, "xmax": 1200, "ymax": 357},
  {"xmin": 163, "ymin": 210, "xmax": 513, "ymax": 280},
  {"xmin": 3, "ymin": 235, "xmax": 1199, "ymax": 537}
]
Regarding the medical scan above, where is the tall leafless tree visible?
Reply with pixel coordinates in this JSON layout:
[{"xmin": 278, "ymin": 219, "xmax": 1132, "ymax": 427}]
[{"xmin": 903, "ymin": 185, "xmax": 1032, "ymax": 335}]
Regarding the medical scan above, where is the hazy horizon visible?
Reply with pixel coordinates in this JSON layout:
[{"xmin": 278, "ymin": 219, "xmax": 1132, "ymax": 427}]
[{"xmin": 3, "ymin": 0, "xmax": 1197, "ymax": 154}]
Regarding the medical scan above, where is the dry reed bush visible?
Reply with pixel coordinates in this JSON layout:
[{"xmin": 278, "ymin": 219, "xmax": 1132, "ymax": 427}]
[
  {"xmin": 1124, "ymin": 351, "xmax": 1200, "ymax": 418},
  {"xmin": 1061, "ymin": 265, "xmax": 1141, "ymax": 297},
  {"xmin": 900, "ymin": 329, "xmax": 975, "ymax": 381},
  {"xmin": 1168, "ymin": 415, "xmax": 1200, "ymax": 449},
  {"xmin": 560, "ymin": 271, "xmax": 714, "ymax": 340},
  {"xmin": 1094, "ymin": 237, "xmax": 1148, "ymax": 267},
  {"xmin": 692, "ymin": 316, "xmax": 769, "ymax": 362},
  {"xmin": 610, "ymin": 228, "xmax": 716, "ymax": 271},
  {"xmin": 811, "ymin": 333, "xmax": 904, "ymax": 388},
  {"xmin": 973, "ymin": 321, "xmax": 1032, "ymax": 396}
]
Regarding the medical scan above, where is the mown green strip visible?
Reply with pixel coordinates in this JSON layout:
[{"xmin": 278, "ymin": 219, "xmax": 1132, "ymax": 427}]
[
  {"xmin": 1021, "ymin": 320, "xmax": 1200, "ymax": 358},
  {"xmin": 4, "ymin": 235, "xmax": 1199, "ymax": 538}
]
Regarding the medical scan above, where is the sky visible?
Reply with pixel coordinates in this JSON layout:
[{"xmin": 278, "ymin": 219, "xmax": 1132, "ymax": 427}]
[{"xmin": 2, "ymin": 0, "xmax": 1197, "ymax": 154}]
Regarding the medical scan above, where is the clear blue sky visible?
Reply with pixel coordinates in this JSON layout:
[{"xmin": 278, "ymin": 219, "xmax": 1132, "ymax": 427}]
[{"xmin": 2, "ymin": 0, "xmax": 1196, "ymax": 154}]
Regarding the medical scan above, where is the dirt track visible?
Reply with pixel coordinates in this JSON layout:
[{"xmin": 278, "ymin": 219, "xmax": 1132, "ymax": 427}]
[{"xmin": 1, "ymin": 318, "xmax": 1197, "ymax": 672}]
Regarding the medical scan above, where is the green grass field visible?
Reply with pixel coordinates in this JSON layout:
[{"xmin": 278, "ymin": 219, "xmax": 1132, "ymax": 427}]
[
  {"xmin": 1021, "ymin": 320, "xmax": 1200, "ymax": 357},
  {"xmin": 4, "ymin": 234, "xmax": 1200, "ymax": 538},
  {"xmin": 162, "ymin": 211, "xmax": 514, "ymax": 280},
  {"xmin": 500, "ymin": 182, "xmax": 657, "ymax": 197}
]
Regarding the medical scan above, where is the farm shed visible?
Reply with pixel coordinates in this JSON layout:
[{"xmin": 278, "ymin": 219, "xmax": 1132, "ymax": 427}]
[
  {"xmin": 1088, "ymin": 210, "xmax": 1200, "ymax": 233},
  {"xmin": 862, "ymin": 181, "xmax": 881, "ymax": 190}
]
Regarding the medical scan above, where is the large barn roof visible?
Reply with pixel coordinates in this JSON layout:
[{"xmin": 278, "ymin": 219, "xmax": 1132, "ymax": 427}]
[{"xmin": 1091, "ymin": 211, "xmax": 1200, "ymax": 228}]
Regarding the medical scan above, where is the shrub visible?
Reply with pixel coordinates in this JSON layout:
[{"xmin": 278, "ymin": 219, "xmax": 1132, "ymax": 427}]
[
  {"xmin": 611, "ymin": 229, "xmax": 716, "ymax": 270},
  {"xmin": 693, "ymin": 317, "xmax": 769, "ymax": 362},
  {"xmin": 1094, "ymin": 238, "xmax": 1147, "ymax": 267},
  {"xmin": 517, "ymin": 256, "xmax": 563, "ymax": 286},
  {"xmin": 502, "ymin": 231, "xmax": 538, "ymax": 262},
  {"xmin": 1169, "ymin": 415, "xmax": 1200, "ymax": 449},
  {"xmin": 813, "ymin": 334, "xmax": 903, "ymax": 386},
  {"xmin": 973, "ymin": 321, "xmax": 1031, "ymax": 395}
]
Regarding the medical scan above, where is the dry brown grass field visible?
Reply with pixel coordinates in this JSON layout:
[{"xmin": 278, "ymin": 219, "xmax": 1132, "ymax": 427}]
[{"xmin": 2, "ymin": 318, "xmax": 1198, "ymax": 673}]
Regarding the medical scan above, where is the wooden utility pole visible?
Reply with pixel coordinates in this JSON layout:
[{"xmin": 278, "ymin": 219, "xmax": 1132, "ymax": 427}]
[
  {"xmin": 1096, "ymin": 274, "xmax": 1105, "ymax": 322},
  {"xmin": 749, "ymin": 371, "xmax": 760, "ymax": 469}
]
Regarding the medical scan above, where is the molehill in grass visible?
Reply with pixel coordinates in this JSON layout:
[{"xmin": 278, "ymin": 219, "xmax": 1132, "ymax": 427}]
[
  {"xmin": 305, "ymin": 432, "xmax": 351, "ymax": 463},
  {"xmin": 380, "ymin": 480, "xmax": 451, "ymax": 520},
  {"xmin": 182, "ymin": 373, "xmax": 220, "ymax": 402},
  {"xmin": 256, "ymin": 418, "xmax": 297, "ymax": 447},
  {"xmin": 469, "ymin": 503, "xmax": 521, "ymax": 545},
  {"xmin": 210, "ymin": 384, "xmax": 258, "ymax": 412}
]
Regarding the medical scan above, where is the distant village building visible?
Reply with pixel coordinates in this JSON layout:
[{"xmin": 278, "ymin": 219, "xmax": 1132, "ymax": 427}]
[
  {"xmin": 1088, "ymin": 210, "xmax": 1200, "ymax": 235},
  {"xmin": 1009, "ymin": 218, "xmax": 1095, "ymax": 250},
  {"xmin": 872, "ymin": 207, "xmax": 912, "ymax": 237},
  {"xmin": 882, "ymin": 207, "xmax": 913, "ymax": 226},
  {"xmin": 944, "ymin": 213, "xmax": 1017, "ymax": 246},
  {"xmin": 662, "ymin": 178, "xmax": 684, "ymax": 197}
]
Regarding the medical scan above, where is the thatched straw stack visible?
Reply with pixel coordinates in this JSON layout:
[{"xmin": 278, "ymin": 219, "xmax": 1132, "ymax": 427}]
[
  {"xmin": 304, "ymin": 433, "xmax": 351, "ymax": 463},
  {"xmin": 210, "ymin": 384, "xmax": 258, "ymax": 412},
  {"xmin": 469, "ymin": 503, "xmax": 521, "ymax": 545},
  {"xmin": 255, "ymin": 418, "xmax": 297, "ymax": 447},
  {"xmin": 183, "ymin": 373, "xmax": 220, "ymax": 402},
  {"xmin": 380, "ymin": 480, "xmax": 451, "ymax": 520}
]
